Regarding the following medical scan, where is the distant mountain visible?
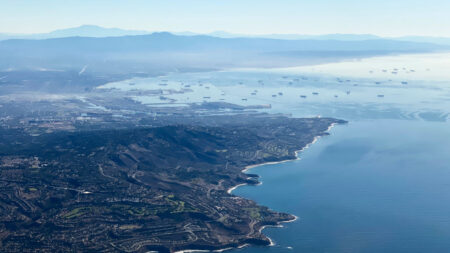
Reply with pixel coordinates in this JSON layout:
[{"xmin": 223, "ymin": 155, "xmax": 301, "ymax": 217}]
[
  {"xmin": 0, "ymin": 32, "xmax": 447, "ymax": 74},
  {"xmin": 1, "ymin": 31, "xmax": 444, "ymax": 54},
  {"xmin": 201, "ymin": 32, "xmax": 450, "ymax": 45},
  {"xmin": 0, "ymin": 28, "xmax": 382, "ymax": 41},
  {"xmin": 3, "ymin": 25, "xmax": 450, "ymax": 47},
  {"xmin": 201, "ymin": 31, "xmax": 382, "ymax": 41},
  {"xmin": 264, "ymin": 34, "xmax": 382, "ymax": 41},
  {"xmin": 0, "ymin": 25, "xmax": 151, "ymax": 40},
  {"xmin": 393, "ymin": 36, "xmax": 450, "ymax": 46},
  {"xmin": 43, "ymin": 25, "xmax": 151, "ymax": 38}
]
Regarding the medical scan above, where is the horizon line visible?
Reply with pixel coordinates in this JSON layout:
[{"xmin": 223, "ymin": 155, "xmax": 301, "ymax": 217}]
[{"xmin": 1, "ymin": 24, "xmax": 450, "ymax": 39}]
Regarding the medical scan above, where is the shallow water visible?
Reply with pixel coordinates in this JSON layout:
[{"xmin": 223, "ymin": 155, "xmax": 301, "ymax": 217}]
[{"xmin": 101, "ymin": 52, "xmax": 450, "ymax": 252}]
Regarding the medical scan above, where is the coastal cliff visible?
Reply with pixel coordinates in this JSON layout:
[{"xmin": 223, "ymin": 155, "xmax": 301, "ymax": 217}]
[{"xmin": 0, "ymin": 116, "xmax": 346, "ymax": 252}]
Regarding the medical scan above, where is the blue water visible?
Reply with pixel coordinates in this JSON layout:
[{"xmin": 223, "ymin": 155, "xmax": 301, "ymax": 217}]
[
  {"xmin": 231, "ymin": 120, "xmax": 450, "ymax": 253},
  {"xmin": 226, "ymin": 53, "xmax": 450, "ymax": 253},
  {"xmin": 102, "ymin": 52, "xmax": 450, "ymax": 252}
]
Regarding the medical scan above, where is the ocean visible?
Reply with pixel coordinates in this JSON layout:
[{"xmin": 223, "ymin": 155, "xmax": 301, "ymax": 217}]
[{"xmin": 102, "ymin": 52, "xmax": 450, "ymax": 253}]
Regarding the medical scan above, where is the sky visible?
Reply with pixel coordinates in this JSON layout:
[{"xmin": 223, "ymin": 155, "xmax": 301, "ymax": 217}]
[{"xmin": 1, "ymin": 0, "xmax": 450, "ymax": 36}]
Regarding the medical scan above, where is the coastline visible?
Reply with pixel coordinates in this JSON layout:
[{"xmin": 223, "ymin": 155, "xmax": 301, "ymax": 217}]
[
  {"xmin": 258, "ymin": 214, "xmax": 300, "ymax": 247},
  {"xmin": 175, "ymin": 123, "xmax": 336, "ymax": 253},
  {"xmin": 229, "ymin": 123, "xmax": 337, "ymax": 195}
]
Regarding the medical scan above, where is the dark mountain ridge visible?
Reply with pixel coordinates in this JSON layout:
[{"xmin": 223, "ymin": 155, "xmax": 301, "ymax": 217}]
[{"xmin": 1, "ymin": 32, "xmax": 447, "ymax": 74}]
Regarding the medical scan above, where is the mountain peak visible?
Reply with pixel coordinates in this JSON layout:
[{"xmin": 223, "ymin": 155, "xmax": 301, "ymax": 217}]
[{"xmin": 47, "ymin": 25, "xmax": 150, "ymax": 38}]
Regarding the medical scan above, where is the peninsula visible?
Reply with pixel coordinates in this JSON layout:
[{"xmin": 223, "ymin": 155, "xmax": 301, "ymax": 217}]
[{"xmin": 0, "ymin": 113, "xmax": 346, "ymax": 252}]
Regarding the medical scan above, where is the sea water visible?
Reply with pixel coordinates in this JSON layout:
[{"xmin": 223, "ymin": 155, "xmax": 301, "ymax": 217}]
[
  {"xmin": 101, "ymin": 52, "xmax": 450, "ymax": 253},
  {"xmin": 230, "ymin": 52, "xmax": 450, "ymax": 253}
]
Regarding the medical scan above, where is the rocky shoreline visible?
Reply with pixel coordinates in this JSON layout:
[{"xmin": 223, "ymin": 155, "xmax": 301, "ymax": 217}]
[{"xmin": 0, "ymin": 115, "xmax": 346, "ymax": 252}]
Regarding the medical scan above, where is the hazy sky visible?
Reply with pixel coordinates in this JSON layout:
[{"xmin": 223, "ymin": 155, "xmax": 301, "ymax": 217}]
[{"xmin": 1, "ymin": 0, "xmax": 450, "ymax": 36}]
